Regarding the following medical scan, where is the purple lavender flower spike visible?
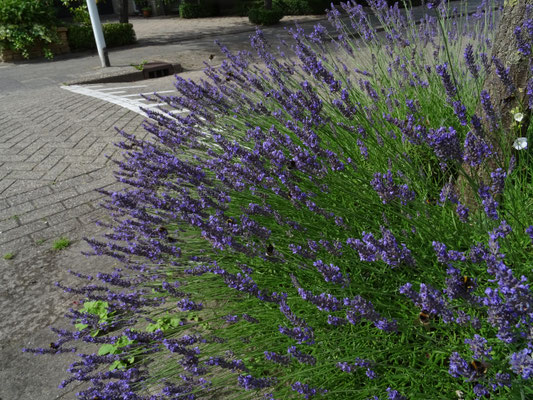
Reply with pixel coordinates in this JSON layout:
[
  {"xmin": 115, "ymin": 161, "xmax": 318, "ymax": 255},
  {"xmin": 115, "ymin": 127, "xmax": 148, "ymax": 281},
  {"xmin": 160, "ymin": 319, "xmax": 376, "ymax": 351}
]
[
  {"xmin": 526, "ymin": 226, "xmax": 533, "ymax": 243},
  {"xmin": 177, "ymin": 298, "xmax": 203, "ymax": 312},
  {"xmin": 279, "ymin": 325, "xmax": 315, "ymax": 345},
  {"xmin": 452, "ymin": 100, "xmax": 468, "ymax": 125},
  {"xmin": 478, "ymin": 184, "xmax": 499, "ymax": 220},
  {"xmin": 288, "ymin": 346, "xmax": 316, "ymax": 365},
  {"xmin": 386, "ymin": 387, "xmax": 407, "ymax": 400},
  {"xmin": 509, "ymin": 347, "xmax": 533, "ymax": 379},
  {"xmin": 337, "ymin": 357, "xmax": 376, "ymax": 379},
  {"xmin": 514, "ymin": 26, "xmax": 531, "ymax": 56},
  {"xmin": 448, "ymin": 352, "xmax": 470, "ymax": 378},
  {"xmin": 370, "ymin": 169, "xmax": 416, "ymax": 205},
  {"xmin": 313, "ymin": 260, "xmax": 350, "ymax": 286},
  {"xmin": 465, "ymin": 334, "xmax": 492, "ymax": 360},
  {"xmin": 399, "ymin": 282, "xmax": 454, "ymax": 323},
  {"xmin": 344, "ymin": 295, "xmax": 397, "ymax": 332},
  {"xmin": 435, "ymin": 63, "xmax": 457, "ymax": 98},
  {"xmin": 291, "ymin": 382, "xmax": 327, "ymax": 399},
  {"xmin": 493, "ymin": 57, "xmax": 516, "ymax": 94},
  {"xmin": 432, "ymin": 241, "xmax": 466, "ymax": 264},
  {"xmin": 463, "ymin": 131, "xmax": 492, "ymax": 166},
  {"xmin": 264, "ymin": 351, "xmax": 290, "ymax": 366},
  {"xmin": 490, "ymin": 168, "xmax": 506, "ymax": 195},
  {"xmin": 480, "ymin": 90, "xmax": 499, "ymax": 132},
  {"xmin": 238, "ymin": 375, "xmax": 276, "ymax": 390},
  {"xmin": 464, "ymin": 43, "xmax": 480, "ymax": 79},
  {"xmin": 427, "ymin": 126, "xmax": 462, "ymax": 163}
]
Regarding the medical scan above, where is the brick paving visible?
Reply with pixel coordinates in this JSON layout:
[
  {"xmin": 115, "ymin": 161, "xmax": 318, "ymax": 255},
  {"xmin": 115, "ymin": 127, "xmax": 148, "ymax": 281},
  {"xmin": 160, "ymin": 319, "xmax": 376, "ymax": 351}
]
[
  {"xmin": 0, "ymin": 86, "xmax": 146, "ymax": 344},
  {"xmin": 0, "ymin": 86, "xmax": 147, "ymax": 400}
]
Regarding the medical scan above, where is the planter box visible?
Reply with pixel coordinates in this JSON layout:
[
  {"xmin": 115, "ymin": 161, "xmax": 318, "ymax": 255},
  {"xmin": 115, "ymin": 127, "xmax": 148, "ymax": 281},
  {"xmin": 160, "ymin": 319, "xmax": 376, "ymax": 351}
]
[{"xmin": 0, "ymin": 27, "xmax": 70, "ymax": 62}]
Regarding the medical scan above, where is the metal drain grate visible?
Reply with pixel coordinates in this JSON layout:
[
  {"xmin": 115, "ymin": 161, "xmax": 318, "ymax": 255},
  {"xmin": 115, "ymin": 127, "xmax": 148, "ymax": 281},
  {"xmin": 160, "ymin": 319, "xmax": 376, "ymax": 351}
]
[{"xmin": 142, "ymin": 62, "xmax": 175, "ymax": 79}]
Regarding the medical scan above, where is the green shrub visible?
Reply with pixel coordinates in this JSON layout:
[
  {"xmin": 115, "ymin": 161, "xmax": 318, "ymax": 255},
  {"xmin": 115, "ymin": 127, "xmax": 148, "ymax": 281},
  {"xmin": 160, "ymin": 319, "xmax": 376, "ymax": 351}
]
[
  {"xmin": 248, "ymin": 7, "xmax": 284, "ymax": 25},
  {"xmin": 67, "ymin": 23, "xmax": 136, "ymax": 51},
  {"xmin": 228, "ymin": 0, "xmax": 256, "ymax": 16},
  {"xmin": 0, "ymin": 0, "xmax": 60, "ymax": 58},
  {"xmin": 179, "ymin": 1, "xmax": 217, "ymax": 18},
  {"xmin": 275, "ymin": 0, "xmax": 311, "ymax": 15},
  {"xmin": 179, "ymin": 2, "xmax": 202, "ymax": 18},
  {"xmin": 306, "ymin": 0, "xmax": 333, "ymax": 14},
  {"xmin": 102, "ymin": 23, "xmax": 136, "ymax": 47},
  {"xmin": 66, "ymin": 25, "xmax": 94, "ymax": 51}
]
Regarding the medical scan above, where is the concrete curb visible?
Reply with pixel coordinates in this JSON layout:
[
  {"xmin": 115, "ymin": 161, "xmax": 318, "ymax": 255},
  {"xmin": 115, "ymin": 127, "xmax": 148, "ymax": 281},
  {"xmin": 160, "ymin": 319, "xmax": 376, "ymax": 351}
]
[{"xmin": 65, "ymin": 62, "xmax": 183, "ymax": 85}]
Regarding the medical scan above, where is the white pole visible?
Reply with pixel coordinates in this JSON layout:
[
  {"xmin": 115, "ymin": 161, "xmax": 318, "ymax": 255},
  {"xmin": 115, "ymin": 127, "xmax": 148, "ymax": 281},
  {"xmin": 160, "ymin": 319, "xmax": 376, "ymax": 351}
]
[{"xmin": 86, "ymin": 0, "xmax": 110, "ymax": 67}]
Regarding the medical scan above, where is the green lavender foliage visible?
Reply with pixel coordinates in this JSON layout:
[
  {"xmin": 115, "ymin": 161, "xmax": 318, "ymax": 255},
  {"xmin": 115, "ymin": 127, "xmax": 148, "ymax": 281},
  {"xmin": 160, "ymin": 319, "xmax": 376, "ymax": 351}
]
[{"xmin": 31, "ymin": 1, "xmax": 533, "ymax": 400}]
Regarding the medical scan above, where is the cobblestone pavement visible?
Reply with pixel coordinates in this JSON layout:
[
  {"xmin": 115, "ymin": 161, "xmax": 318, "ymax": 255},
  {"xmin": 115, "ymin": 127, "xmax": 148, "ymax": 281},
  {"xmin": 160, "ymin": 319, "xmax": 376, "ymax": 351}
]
[
  {"xmin": 0, "ymin": 86, "xmax": 148, "ymax": 399},
  {"xmin": 0, "ymin": 86, "xmax": 149, "ymax": 341}
]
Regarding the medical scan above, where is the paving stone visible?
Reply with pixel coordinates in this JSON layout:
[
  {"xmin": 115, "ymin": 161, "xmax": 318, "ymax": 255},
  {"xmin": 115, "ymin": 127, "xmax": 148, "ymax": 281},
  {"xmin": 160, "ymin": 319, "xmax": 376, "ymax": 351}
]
[
  {"xmin": 0, "ymin": 217, "xmax": 19, "ymax": 234},
  {"xmin": 6, "ymin": 169, "xmax": 46, "ymax": 181},
  {"xmin": 0, "ymin": 202, "xmax": 35, "ymax": 222},
  {"xmin": 0, "ymin": 161, "xmax": 39, "ymax": 171},
  {"xmin": 46, "ymin": 203, "xmax": 94, "ymax": 226},
  {"xmin": 29, "ymin": 218, "xmax": 81, "ymax": 242},
  {"xmin": 0, "ymin": 177, "xmax": 15, "ymax": 192},
  {"xmin": 6, "ymin": 185, "xmax": 54, "ymax": 207},
  {"xmin": 40, "ymin": 162, "xmax": 70, "ymax": 181},
  {"xmin": 23, "ymin": 146, "xmax": 54, "ymax": 163},
  {"xmin": 1, "ymin": 179, "xmax": 49, "ymax": 197},
  {"xmin": 18, "ymin": 203, "xmax": 65, "ymax": 225},
  {"xmin": 0, "ymin": 199, "xmax": 9, "ymax": 211},
  {"xmin": 0, "ymin": 154, "xmax": 28, "ymax": 163},
  {"xmin": 62, "ymin": 190, "xmax": 103, "ymax": 209},
  {"xmin": 0, "ymin": 220, "xmax": 49, "ymax": 245},
  {"xmin": 73, "ymin": 175, "xmax": 117, "ymax": 194},
  {"xmin": 31, "ymin": 187, "xmax": 79, "ymax": 209},
  {"xmin": 0, "ymin": 236, "xmax": 33, "ymax": 256}
]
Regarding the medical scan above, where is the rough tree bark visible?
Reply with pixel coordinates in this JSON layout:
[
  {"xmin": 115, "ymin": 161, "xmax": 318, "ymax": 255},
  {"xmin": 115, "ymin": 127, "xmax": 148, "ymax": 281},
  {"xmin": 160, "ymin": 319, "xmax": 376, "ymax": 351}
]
[
  {"xmin": 481, "ymin": 0, "xmax": 532, "ymax": 143},
  {"xmin": 457, "ymin": 0, "xmax": 532, "ymax": 206},
  {"xmin": 119, "ymin": 0, "xmax": 129, "ymax": 23}
]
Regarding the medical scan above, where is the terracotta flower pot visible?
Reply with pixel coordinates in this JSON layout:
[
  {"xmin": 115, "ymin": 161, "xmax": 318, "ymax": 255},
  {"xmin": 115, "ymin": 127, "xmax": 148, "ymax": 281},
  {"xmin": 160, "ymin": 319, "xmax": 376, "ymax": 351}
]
[{"xmin": 142, "ymin": 8, "xmax": 152, "ymax": 17}]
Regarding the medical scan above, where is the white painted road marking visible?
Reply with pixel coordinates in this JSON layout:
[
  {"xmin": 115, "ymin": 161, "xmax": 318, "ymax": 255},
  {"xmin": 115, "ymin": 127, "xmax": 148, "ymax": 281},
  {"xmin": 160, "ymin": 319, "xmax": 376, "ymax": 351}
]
[
  {"xmin": 61, "ymin": 83, "xmax": 220, "ymax": 151},
  {"xmin": 61, "ymin": 84, "xmax": 184, "ymax": 117},
  {"xmin": 98, "ymin": 85, "xmax": 148, "ymax": 91},
  {"xmin": 121, "ymin": 90, "xmax": 176, "ymax": 97}
]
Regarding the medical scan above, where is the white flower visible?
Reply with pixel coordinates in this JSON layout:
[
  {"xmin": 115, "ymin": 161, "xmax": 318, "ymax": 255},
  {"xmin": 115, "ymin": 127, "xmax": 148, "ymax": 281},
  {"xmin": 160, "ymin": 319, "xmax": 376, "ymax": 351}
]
[
  {"xmin": 514, "ymin": 112, "xmax": 524, "ymax": 123},
  {"xmin": 513, "ymin": 137, "xmax": 528, "ymax": 150}
]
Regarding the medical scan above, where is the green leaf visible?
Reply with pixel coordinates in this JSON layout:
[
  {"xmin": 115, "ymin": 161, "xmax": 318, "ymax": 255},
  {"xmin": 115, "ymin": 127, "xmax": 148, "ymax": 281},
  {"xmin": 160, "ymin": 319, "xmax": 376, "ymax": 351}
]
[
  {"xmin": 98, "ymin": 344, "xmax": 116, "ymax": 356},
  {"xmin": 75, "ymin": 323, "xmax": 88, "ymax": 331},
  {"xmin": 115, "ymin": 336, "xmax": 133, "ymax": 348},
  {"xmin": 109, "ymin": 360, "xmax": 125, "ymax": 371}
]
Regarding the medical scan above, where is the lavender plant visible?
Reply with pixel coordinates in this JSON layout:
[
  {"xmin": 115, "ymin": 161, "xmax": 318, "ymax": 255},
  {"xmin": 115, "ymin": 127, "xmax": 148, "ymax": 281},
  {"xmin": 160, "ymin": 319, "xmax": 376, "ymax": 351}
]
[{"xmin": 26, "ymin": 1, "xmax": 533, "ymax": 399}]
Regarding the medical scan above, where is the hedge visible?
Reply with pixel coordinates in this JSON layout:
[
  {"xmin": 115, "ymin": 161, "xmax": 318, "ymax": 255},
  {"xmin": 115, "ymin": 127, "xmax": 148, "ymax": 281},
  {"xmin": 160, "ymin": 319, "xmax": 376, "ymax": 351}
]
[
  {"xmin": 248, "ymin": 7, "xmax": 284, "ymax": 25},
  {"xmin": 67, "ymin": 23, "xmax": 136, "ymax": 51},
  {"xmin": 179, "ymin": 1, "xmax": 217, "ymax": 18}
]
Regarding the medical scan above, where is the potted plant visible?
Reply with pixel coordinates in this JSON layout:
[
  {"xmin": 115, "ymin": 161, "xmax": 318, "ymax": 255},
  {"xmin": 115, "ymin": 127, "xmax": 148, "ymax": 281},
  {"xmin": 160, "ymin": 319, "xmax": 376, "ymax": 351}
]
[
  {"xmin": 135, "ymin": 0, "xmax": 152, "ymax": 17},
  {"xmin": 141, "ymin": 6, "xmax": 152, "ymax": 17}
]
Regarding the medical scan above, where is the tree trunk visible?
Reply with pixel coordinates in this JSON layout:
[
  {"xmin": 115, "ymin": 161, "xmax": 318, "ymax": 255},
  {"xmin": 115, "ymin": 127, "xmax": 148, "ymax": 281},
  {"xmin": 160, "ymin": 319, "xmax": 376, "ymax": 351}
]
[
  {"xmin": 119, "ymin": 0, "xmax": 129, "ymax": 23},
  {"xmin": 457, "ymin": 0, "xmax": 532, "ymax": 207},
  {"xmin": 264, "ymin": 0, "xmax": 272, "ymax": 10},
  {"xmin": 481, "ymin": 0, "xmax": 532, "ymax": 144}
]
